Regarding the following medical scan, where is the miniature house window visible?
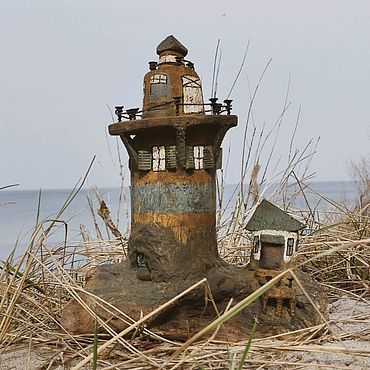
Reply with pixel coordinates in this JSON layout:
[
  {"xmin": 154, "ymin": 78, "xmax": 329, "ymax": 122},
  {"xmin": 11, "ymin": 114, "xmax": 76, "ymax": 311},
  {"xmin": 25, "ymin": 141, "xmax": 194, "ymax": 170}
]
[
  {"xmin": 286, "ymin": 238, "xmax": 295, "ymax": 257},
  {"xmin": 152, "ymin": 146, "xmax": 166, "ymax": 171},
  {"xmin": 252, "ymin": 235, "xmax": 260, "ymax": 253},
  {"xmin": 150, "ymin": 74, "xmax": 170, "ymax": 100},
  {"xmin": 193, "ymin": 145, "xmax": 204, "ymax": 169},
  {"xmin": 182, "ymin": 75, "xmax": 204, "ymax": 113}
]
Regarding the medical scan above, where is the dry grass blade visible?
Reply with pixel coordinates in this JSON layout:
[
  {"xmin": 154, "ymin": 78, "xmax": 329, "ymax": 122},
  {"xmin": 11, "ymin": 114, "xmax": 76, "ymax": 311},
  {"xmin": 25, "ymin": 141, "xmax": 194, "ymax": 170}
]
[
  {"xmin": 1, "ymin": 136, "xmax": 369, "ymax": 369},
  {"xmin": 0, "ymin": 184, "xmax": 19, "ymax": 191}
]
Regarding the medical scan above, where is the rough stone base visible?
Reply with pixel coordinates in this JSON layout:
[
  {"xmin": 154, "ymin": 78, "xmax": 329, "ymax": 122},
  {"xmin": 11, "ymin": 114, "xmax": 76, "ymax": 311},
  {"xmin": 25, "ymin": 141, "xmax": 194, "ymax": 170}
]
[{"xmin": 61, "ymin": 260, "xmax": 328, "ymax": 340}]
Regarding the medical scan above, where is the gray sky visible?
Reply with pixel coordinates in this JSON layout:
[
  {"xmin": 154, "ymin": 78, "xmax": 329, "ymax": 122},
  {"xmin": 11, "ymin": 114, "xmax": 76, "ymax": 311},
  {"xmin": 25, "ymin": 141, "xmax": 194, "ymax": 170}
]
[{"xmin": 1, "ymin": 0, "xmax": 369, "ymax": 190}]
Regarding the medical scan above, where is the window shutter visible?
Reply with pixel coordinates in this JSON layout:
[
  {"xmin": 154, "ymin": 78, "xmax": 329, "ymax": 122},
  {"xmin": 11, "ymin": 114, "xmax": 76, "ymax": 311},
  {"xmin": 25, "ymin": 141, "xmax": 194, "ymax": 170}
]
[
  {"xmin": 185, "ymin": 147, "xmax": 195, "ymax": 169},
  {"xmin": 137, "ymin": 150, "xmax": 152, "ymax": 171},
  {"xmin": 165, "ymin": 146, "xmax": 177, "ymax": 169},
  {"xmin": 182, "ymin": 75, "xmax": 204, "ymax": 114},
  {"xmin": 203, "ymin": 146, "xmax": 214, "ymax": 169},
  {"xmin": 215, "ymin": 148, "xmax": 222, "ymax": 169}
]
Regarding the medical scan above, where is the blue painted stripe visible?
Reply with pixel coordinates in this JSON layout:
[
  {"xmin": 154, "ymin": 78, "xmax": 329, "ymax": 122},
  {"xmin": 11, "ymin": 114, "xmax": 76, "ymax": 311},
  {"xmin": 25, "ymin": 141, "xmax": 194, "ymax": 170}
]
[{"xmin": 132, "ymin": 183, "xmax": 215, "ymax": 213}]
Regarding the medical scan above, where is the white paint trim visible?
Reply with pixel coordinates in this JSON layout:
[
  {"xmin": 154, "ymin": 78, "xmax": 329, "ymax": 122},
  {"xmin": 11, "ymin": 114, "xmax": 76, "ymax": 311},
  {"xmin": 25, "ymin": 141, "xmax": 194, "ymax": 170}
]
[
  {"xmin": 152, "ymin": 145, "xmax": 166, "ymax": 172},
  {"xmin": 158, "ymin": 55, "xmax": 177, "ymax": 64},
  {"xmin": 182, "ymin": 75, "xmax": 204, "ymax": 114},
  {"xmin": 251, "ymin": 230, "xmax": 298, "ymax": 263},
  {"xmin": 194, "ymin": 145, "xmax": 204, "ymax": 170},
  {"xmin": 252, "ymin": 235, "xmax": 261, "ymax": 261},
  {"xmin": 150, "ymin": 74, "xmax": 167, "ymax": 84}
]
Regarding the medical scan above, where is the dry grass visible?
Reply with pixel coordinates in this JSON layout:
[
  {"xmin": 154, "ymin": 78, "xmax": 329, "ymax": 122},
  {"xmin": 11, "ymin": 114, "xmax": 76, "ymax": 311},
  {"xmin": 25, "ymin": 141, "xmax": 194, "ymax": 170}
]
[
  {"xmin": 1, "ymin": 102, "xmax": 369, "ymax": 367},
  {"xmin": 1, "ymin": 181, "xmax": 369, "ymax": 369}
]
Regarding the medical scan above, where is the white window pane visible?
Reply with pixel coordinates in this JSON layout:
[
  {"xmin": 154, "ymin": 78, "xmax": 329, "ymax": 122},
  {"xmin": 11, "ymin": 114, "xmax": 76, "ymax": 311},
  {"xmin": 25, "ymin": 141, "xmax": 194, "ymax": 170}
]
[
  {"xmin": 153, "ymin": 159, "xmax": 159, "ymax": 171},
  {"xmin": 159, "ymin": 158, "xmax": 166, "ymax": 171},
  {"xmin": 150, "ymin": 74, "xmax": 167, "ymax": 84},
  {"xmin": 153, "ymin": 146, "xmax": 159, "ymax": 159},
  {"xmin": 159, "ymin": 146, "xmax": 166, "ymax": 159},
  {"xmin": 199, "ymin": 145, "xmax": 204, "ymax": 158},
  {"xmin": 193, "ymin": 145, "xmax": 205, "ymax": 170}
]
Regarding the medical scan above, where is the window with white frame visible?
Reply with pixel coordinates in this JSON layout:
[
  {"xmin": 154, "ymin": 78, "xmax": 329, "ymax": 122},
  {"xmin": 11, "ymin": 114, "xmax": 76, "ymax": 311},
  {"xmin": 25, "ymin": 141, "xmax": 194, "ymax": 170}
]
[
  {"xmin": 286, "ymin": 238, "xmax": 295, "ymax": 257},
  {"xmin": 152, "ymin": 146, "xmax": 166, "ymax": 171},
  {"xmin": 150, "ymin": 74, "xmax": 169, "ymax": 100},
  {"xmin": 150, "ymin": 74, "xmax": 167, "ymax": 84},
  {"xmin": 252, "ymin": 235, "xmax": 260, "ymax": 254},
  {"xmin": 193, "ymin": 145, "xmax": 204, "ymax": 170}
]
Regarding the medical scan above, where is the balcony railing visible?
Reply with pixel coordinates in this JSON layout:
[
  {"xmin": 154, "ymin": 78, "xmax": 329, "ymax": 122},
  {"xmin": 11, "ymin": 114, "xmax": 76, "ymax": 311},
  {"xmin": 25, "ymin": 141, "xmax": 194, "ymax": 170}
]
[{"xmin": 114, "ymin": 97, "xmax": 233, "ymax": 122}]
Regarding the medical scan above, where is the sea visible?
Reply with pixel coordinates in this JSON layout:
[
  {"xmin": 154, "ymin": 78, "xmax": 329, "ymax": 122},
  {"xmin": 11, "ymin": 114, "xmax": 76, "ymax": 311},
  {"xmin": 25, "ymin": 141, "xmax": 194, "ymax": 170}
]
[{"xmin": 0, "ymin": 181, "xmax": 359, "ymax": 261}]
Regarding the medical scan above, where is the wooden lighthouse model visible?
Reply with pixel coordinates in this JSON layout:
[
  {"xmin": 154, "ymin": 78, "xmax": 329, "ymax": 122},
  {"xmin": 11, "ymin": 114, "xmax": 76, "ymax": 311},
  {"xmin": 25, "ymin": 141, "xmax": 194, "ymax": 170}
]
[
  {"xmin": 109, "ymin": 35, "xmax": 237, "ymax": 282},
  {"xmin": 62, "ymin": 36, "xmax": 328, "ymax": 339}
]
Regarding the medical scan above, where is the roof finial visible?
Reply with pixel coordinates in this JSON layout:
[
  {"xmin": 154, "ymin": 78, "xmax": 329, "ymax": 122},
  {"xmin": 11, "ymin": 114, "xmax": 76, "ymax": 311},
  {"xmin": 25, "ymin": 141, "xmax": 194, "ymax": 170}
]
[{"xmin": 156, "ymin": 35, "xmax": 188, "ymax": 57}]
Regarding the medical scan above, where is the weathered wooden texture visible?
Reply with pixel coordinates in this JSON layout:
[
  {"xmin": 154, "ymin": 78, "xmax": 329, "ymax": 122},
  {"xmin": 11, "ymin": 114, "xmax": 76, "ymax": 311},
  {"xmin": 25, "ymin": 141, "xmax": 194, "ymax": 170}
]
[
  {"xmin": 108, "ymin": 115, "xmax": 237, "ymax": 135},
  {"xmin": 129, "ymin": 147, "xmax": 218, "ymax": 280},
  {"xmin": 132, "ymin": 182, "xmax": 215, "ymax": 213},
  {"xmin": 108, "ymin": 114, "xmax": 236, "ymax": 282},
  {"xmin": 61, "ymin": 260, "xmax": 329, "ymax": 339},
  {"xmin": 142, "ymin": 35, "xmax": 203, "ymax": 118}
]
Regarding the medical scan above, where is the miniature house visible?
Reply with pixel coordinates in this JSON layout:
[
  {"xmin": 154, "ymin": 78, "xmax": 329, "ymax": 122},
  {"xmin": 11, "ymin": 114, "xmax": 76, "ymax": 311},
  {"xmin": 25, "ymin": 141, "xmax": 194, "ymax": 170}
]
[{"xmin": 246, "ymin": 199, "xmax": 305, "ymax": 316}]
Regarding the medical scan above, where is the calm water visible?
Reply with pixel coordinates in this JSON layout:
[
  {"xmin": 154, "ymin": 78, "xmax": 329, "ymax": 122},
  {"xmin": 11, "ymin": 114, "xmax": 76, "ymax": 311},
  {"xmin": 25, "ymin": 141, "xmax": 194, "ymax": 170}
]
[{"xmin": 0, "ymin": 181, "xmax": 358, "ymax": 260}]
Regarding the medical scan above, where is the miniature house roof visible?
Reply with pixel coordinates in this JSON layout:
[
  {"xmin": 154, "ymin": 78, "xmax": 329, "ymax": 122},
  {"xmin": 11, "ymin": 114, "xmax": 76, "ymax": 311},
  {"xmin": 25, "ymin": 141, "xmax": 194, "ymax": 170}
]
[
  {"xmin": 245, "ymin": 199, "xmax": 305, "ymax": 232},
  {"xmin": 156, "ymin": 35, "xmax": 188, "ymax": 57}
]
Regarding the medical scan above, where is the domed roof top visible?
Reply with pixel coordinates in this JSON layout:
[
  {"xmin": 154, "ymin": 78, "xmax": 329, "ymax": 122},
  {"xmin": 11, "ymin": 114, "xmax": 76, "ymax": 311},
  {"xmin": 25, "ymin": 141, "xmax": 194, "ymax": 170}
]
[{"xmin": 156, "ymin": 35, "xmax": 188, "ymax": 57}]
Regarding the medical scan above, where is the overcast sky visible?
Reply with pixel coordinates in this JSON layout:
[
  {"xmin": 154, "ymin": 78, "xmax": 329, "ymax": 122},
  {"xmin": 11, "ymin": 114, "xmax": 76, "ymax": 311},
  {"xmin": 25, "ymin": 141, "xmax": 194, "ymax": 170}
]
[{"xmin": 0, "ymin": 0, "xmax": 369, "ymax": 190}]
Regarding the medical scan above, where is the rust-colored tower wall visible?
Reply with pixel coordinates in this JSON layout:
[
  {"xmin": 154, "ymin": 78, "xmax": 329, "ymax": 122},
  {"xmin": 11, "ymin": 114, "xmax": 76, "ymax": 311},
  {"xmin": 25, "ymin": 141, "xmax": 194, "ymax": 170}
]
[
  {"xmin": 109, "ymin": 114, "xmax": 236, "ymax": 282},
  {"xmin": 142, "ymin": 63, "xmax": 203, "ymax": 118}
]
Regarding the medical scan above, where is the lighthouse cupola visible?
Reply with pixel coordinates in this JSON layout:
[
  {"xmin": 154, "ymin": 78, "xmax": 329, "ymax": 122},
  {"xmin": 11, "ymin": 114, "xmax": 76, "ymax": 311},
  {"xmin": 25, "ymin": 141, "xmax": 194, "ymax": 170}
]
[{"xmin": 142, "ymin": 35, "xmax": 204, "ymax": 118}]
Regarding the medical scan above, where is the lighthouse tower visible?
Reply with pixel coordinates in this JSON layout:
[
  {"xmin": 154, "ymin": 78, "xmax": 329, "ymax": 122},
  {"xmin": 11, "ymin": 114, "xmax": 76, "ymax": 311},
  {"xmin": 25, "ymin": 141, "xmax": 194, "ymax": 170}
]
[{"xmin": 109, "ymin": 35, "xmax": 237, "ymax": 282}]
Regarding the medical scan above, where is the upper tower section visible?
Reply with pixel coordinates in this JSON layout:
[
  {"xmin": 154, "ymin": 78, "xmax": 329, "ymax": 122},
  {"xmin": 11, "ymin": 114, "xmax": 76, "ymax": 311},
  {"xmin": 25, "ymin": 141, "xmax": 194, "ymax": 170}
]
[
  {"xmin": 142, "ymin": 35, "xmax": 204, "ymax": 118},
  {"xmin": 108, "ymin": 35, "xmax": 237, "ymax": 175}
]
